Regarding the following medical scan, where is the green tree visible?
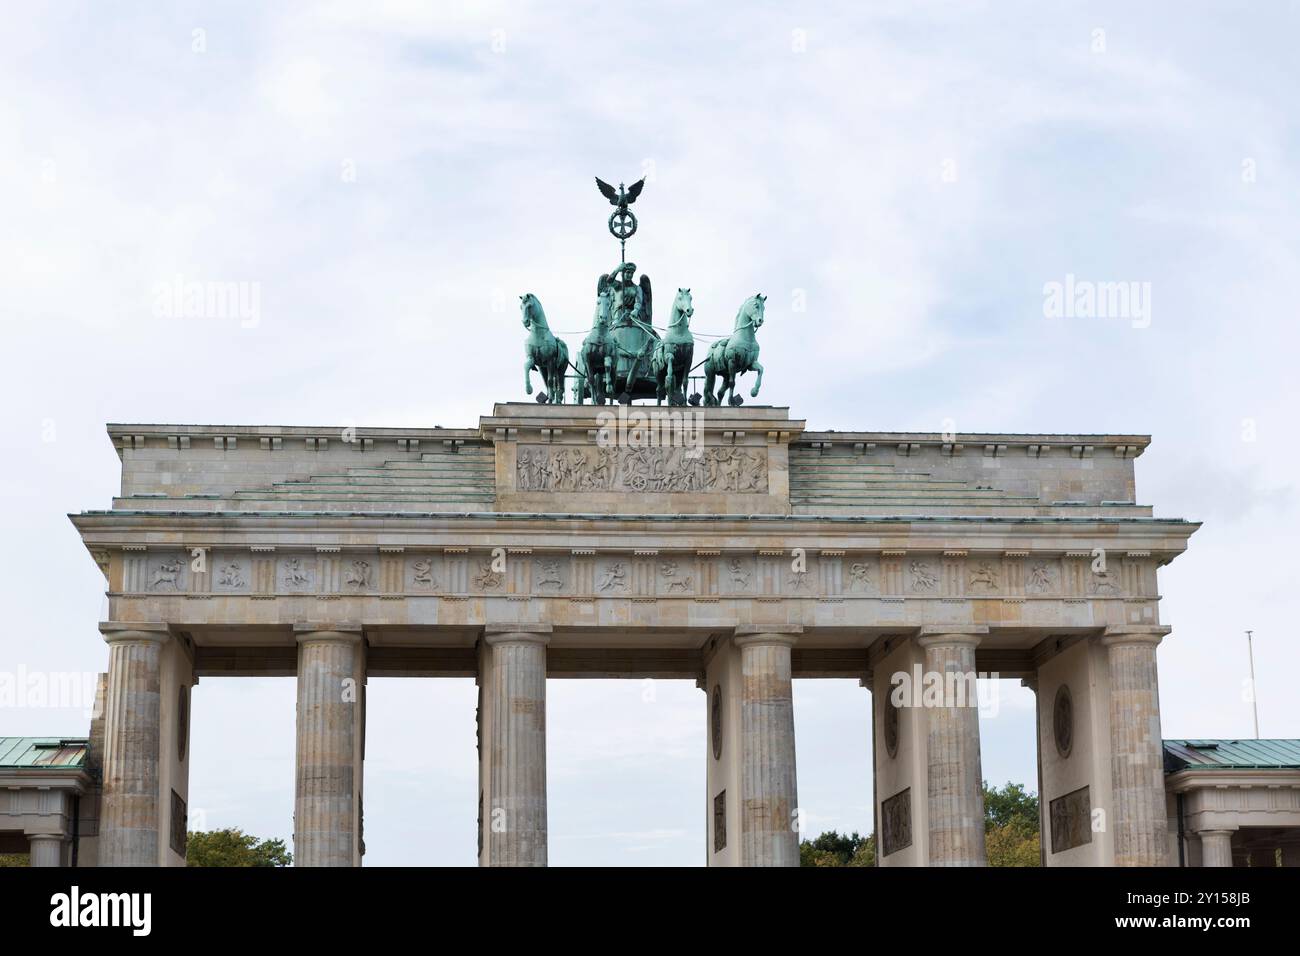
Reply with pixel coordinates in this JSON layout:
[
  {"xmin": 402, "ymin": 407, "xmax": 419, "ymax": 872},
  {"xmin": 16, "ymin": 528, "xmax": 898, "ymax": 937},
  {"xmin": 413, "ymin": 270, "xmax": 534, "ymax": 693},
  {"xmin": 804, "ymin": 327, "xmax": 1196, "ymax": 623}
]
[
  {"xmin": 797, "ymin": 781, "xmax": 1041, "ymax": 867},
  {"xmin": 186, "ymin": 828, "xmax": 292, "ymax": 867},
  {"xmin": 799, "ymin": 830, "xmax": 874, "ymax": 867},
  {"xmin": 983, "ymin": 780, "xmax": 1041, "ymax": 867},
  {"xmin": 983, "ymin": 781, "xmax": 1038, "ymax": 831}
]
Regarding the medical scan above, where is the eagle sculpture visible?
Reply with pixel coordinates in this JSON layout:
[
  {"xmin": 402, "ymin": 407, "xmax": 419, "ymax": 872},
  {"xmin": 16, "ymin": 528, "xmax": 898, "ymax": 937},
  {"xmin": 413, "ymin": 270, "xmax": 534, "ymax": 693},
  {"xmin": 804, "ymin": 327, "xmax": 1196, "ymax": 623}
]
[{"xmin": 595, "ymin": 177, "xmax": 645, "ymax": 211}]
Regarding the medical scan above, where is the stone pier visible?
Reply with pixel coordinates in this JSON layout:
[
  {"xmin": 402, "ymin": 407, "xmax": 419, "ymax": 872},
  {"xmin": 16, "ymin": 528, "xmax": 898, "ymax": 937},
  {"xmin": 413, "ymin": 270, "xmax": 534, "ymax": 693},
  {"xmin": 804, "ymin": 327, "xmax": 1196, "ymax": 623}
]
[
  {"xmin": 1198, "ymin": 829, "xmax": 1236, "ymax": 867},
  {"xmin": 99, "ymin": 623, "xmax": 170, "ymax": 867},
  {"xmin": 918, "ymin": 628, "xmax": 988, "ymax": 867},
  {"xmin": 736, "ymin": 626, "xmax": 801, "ymax": 867},
  {"xmin": 28, "ymin": 834, "xmax": 64, "ymax": 867},
  {"xmin": 480, "ymin": 624, "xmax": 550, "ymax": 867},
  {"xmin": 1104, "ymin": 626, "xmax": 1171, "ymax": 867},
  {"xmin": 294, "ymin": 626, "xmax": 365, "ymax": 867}
]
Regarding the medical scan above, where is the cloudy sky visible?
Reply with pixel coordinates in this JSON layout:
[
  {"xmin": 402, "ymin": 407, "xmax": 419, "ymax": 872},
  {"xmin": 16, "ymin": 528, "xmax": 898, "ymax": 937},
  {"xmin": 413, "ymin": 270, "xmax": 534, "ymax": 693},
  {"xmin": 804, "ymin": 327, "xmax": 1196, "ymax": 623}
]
[{"xmin": 2, "ymin": 1, "xmax": 1297, "ymax": 865}]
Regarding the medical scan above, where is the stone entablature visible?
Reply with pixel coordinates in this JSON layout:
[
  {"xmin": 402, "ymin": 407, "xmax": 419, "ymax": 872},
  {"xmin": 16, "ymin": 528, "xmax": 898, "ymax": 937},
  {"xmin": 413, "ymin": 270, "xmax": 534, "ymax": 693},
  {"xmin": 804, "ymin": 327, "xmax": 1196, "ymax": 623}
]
[
  {"xmin": 103, "ymin": 406, "xmax": 1153, "ymax": 519},
  {"xmin": 101, "ymin": 544, "xmax": 1162, "ymax": 603},
  {"xmin": 77, "ymin": 402, "xmax": 1200, "ymax": 868}
]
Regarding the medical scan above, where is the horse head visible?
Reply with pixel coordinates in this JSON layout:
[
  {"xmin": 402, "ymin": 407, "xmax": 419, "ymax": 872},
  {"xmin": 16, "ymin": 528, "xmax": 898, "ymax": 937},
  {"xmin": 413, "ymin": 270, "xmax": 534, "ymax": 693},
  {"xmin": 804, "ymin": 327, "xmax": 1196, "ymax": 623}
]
[
  {"xmin": 592, "ymin": 289, "xmax": 612, "ymax": 330},
  {"xmin": 520, "ymin": 293, "xmax": 547, "ymax": 332},
  {"xmin": 670, "ymin": 288, "xmax": 694, "ymax": 329},
  {"xmin": 735, "ymin": 293, "xmax": 766, "ymax": 332}
]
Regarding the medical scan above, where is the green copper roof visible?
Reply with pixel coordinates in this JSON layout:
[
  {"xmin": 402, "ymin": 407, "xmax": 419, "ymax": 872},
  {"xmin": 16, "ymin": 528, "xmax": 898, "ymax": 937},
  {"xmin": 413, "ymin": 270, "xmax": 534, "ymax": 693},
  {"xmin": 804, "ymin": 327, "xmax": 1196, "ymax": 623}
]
[
  {"xmin": 1165, "ymin": 739, "xmax": 1300, "ymax": 771},
  {"xmin": 0, "ymin": 737, "xmax": 88, "ymax": 769}
]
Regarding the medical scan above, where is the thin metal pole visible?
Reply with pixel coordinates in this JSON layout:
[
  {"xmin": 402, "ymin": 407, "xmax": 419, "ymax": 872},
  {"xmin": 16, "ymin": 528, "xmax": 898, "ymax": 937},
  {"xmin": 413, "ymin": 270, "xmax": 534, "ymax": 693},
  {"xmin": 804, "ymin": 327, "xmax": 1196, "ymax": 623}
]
[{"xmin": 1246, "ymin": 630, "xmax": 1260, "ymax": 738}]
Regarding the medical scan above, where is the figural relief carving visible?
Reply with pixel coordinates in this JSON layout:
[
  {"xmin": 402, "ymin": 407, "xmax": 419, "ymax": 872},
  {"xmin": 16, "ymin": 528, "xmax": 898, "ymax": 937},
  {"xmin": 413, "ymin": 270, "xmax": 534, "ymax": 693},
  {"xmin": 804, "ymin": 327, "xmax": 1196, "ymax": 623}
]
[
  {"xmin": 909, "ymin": 561, "xmax": 937, "ymax": 592},
  {"xmin": 1027, "ymin": 563, "xmax": 1053, "ymax": 594},
  {"xmin": 535, "ymin": 559, "xmax": 564, "ymax": 590},
  {"xmin": 968, "ymin": 561, "xmax": 999, "ymax": 591},
  {"xmin": 847, "ymin": 562, "xmax": 872, "ymax": 591},
  {"xmin": 149, "ymin": 557, "xmax": 185, "ymax": 591},
  {"xmin": 660, "ymin": 560, "xmax": 693, "ymax": 592},
  {"xmin": 517, "ymin": 444, "xmax": 768, "ymax": 493},
  {"xmin": 597, "ymin": 562, "xmax": 628, "ymax": 591},
  {"xmin": 345, "ymin": 560, "xmax": 372, "ymax": 590},
  {"xmin": 282, "ymin": 557, "xmax": 313, "ymax": 591},
  {"xmin": 411, "ymin": 557, "xmax": 437, "ymax": 589},
  {"xmin": 217, "ymin": 562, "xmax": 245, "ymax": 588},
  {"xmin": 1089, "ymin": 569, "xmax": 1121, "ymax": 594},
  {"xmin": 727, "ymin": 557, "xmax": 752, "ymax": 589},
  {"xmin": 473, "ymin": 560, "xmax": 503, "ymax": 591}
]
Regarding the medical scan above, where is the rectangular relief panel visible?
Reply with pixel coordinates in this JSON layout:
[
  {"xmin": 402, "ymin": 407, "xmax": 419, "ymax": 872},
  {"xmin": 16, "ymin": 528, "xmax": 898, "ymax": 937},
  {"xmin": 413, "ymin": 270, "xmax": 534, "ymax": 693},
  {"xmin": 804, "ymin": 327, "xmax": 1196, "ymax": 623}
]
[
  {"xmin": 1049, "ymin": 785, "xmax": 1093, "ymax": 854},
  {"xmin": 880, "ymin": 787, "xmax": 913, "ymax": 857}
]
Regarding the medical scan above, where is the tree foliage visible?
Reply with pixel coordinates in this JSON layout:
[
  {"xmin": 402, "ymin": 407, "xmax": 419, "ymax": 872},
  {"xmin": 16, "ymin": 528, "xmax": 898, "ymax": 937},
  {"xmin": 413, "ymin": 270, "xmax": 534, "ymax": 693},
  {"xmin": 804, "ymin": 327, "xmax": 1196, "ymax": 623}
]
[
  {"xmin": 186, "ymin": 828, "xmax": 292, "ymax": 867},
  {"xmin": 799, "ymin": 781, "xmax": 1041, "ymax": 867},
  {"xmin": 799, "ymin": 830, "xmax": 874, "ymax": 867}
]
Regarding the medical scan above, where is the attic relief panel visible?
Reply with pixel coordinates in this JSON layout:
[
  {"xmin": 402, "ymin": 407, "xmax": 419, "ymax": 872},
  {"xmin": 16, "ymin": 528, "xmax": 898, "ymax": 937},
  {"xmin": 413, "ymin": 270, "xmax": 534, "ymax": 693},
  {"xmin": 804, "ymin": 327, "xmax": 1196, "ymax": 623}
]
[{"xmin": 516, "ymin": 444, "xmax": 768, "ymax": 493}]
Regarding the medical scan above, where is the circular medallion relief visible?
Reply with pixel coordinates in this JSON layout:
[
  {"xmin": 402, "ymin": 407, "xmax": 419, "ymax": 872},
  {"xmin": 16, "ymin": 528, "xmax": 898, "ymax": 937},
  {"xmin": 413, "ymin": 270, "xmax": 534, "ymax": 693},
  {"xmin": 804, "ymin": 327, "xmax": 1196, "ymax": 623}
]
[
  {"xmin": 177, "ymin": 684, "xmax": 190, "ymax": 762},
  {"xmin": 1053, "ymin": 684, "xmax": 1073, "ymax": 758},
  {"xmin": 883, "ymin": 698, "xmax": 900, "ymax": 759},
  {"xmin": 710, "ymin": 685, "xmax": 723, "ymax": 761}
]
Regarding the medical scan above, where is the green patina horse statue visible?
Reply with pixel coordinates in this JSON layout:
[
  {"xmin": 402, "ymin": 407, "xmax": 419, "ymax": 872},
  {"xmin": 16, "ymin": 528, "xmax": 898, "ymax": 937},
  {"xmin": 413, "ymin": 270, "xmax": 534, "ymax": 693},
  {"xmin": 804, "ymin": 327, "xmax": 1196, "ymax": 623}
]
[
  {"xmin": 652, "ymin": 288, "xmax": 695, "ymax": 406},
  {"xmin": 703, "ymin": 293, "xmax": 765, "ymax": 406},
  {"xmin": 521, "ymin": 293, "xmax": 569, "ymax": 404},
  {"xmin": 572, "ymin": 289, "xmax": 614, "ymax": 405}
]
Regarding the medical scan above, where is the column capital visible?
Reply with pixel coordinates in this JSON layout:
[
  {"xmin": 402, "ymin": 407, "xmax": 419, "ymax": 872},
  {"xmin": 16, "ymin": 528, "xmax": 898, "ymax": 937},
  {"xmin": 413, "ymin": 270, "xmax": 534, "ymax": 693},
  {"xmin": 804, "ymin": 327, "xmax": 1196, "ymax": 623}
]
[
  {"xmin": 916, "ymin": 625, "xmax": 988, "ymax": 650},
  {"xmin": 1101, "ymin": 625, "xmax": 1171, "ymax": 648},
  {"xmin": 294, "ymin": 623, "xmax": 363, "ymax": 645},
  {"xmin": 733, "ymin": 624, "xmax": 801, "ymax": 649},
  {"xmin": 99, "ymin": 622, "xmax": 170, "ymax": 645},
  {"xmin": 1194, "ymin": 827, "xmax": 1238, "ymax": 836},
  {"xmin": 24, "ymin": 830, "xmax": 66, "ymax": 841},
  {"xmin": 484, "ymin": 623, "xmax": 552, "ymax": 647}
]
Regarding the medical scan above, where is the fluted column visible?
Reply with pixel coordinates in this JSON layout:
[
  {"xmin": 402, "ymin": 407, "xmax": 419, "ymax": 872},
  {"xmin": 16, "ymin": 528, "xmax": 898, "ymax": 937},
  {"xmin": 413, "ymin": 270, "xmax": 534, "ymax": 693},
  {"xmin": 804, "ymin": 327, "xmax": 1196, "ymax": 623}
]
[
  {"xmin": 1103, "ymin": 625, "xmax": 1171, "ymax": 867},
  {"xmin": 1198, "ymin": 829, "xmax": 1235, "ymax": 867},
  {"xmin": 294, "ymin": 626, "xmax": 363, "ymax": 867},
  {"xmin": 918, "ymin": 627, "xmax": 988, "ymax": 866},
  {"xmin": 28, "ymin": 834, "xmax": 64, "ymax": 867},
  {"xmin": 735, "ymin": 625, "xmax": 800, "ymax": 867},
  {"xmin": 484, "ymin": 625, "xmax": 549, "ymax": 867},
  {"xmin": 99, "ymin": 623, "xmax": 170, "ymax": 866}
]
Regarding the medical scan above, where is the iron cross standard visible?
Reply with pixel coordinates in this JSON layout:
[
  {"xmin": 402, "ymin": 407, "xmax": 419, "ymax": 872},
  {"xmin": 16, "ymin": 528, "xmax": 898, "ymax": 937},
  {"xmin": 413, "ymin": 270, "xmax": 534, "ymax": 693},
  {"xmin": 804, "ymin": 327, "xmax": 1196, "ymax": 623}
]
[{"xmin": 595, "ymin": 176, "xmax": 645, "ymax": 262}]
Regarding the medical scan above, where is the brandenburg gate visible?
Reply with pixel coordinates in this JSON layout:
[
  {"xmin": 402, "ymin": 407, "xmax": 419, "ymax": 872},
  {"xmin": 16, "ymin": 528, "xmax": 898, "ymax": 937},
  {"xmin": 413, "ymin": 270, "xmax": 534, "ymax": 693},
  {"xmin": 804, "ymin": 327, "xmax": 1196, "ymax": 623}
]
[{"xmin": 73, "ymin": 402, "xmax": 1197, "ymax": 866}]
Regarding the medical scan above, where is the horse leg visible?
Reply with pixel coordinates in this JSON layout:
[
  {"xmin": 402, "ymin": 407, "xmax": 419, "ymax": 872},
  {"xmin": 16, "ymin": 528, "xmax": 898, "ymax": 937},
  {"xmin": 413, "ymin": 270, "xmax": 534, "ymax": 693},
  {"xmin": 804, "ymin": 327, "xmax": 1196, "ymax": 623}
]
[
  {"xmin": 524, "ymin": 357, "xmax": 535, "ymax": 395},
  {"xmin": 703, "ymin": 365, "xmax": 716, "ymax": 405},
  {"xmin": 750, "ymin": 359, "xmax": 764, "ymax": 398}
]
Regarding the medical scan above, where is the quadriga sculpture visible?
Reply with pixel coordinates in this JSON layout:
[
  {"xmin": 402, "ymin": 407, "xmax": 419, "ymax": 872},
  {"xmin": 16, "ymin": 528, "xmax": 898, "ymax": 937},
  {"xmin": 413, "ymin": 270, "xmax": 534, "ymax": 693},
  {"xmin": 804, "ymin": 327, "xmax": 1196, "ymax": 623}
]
[
  {"xmin": 520, "ymin": 293, "xmax": 569, "ymax": 404},
  {"xmin": 703, "ymin": 294, "xmax": 765, "ymax": 406}
]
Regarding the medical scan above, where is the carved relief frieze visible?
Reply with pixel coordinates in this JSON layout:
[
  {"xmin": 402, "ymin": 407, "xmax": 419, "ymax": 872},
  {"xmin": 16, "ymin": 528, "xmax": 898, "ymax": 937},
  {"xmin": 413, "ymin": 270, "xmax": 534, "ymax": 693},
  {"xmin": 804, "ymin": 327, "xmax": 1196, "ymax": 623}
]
[
  {"xmin": 596, "ymin": 558, "xmax": 630, "ymax": 593},
  {"xmin": 111, "ymin": 544, "xmax": 1149, "ymax": 604},
  {"xmin": 1027, "ymin": 558, "xmax": 1057, "ymax": 596},
  {"xmin": 343, "ymin": 558, "xmax": 374, "ymax": 592},
  {"xmin": 280, "ymin": 555, "xmax": 315, "ymax": 593},
  {"xmin": 907, "ymin": 559, "xmax": 938, "ymax": 593},
  {"xmin": 472, "ymin": 558, "xmax": 503, "ymax": 592},
  {"xmin": 145, "ymin": 552, "xmax": 189, "ymax": 593},
  {"xmin": 212, "ymin": 554, "xmax": 249, "ymax": 592},
  {"xmin": 659, "ymin": 559, "xmax": 695, "ymax": 594},
  {"xmin": 408, "ymin": 556, "xmax": 440, "ymax": 591},
  {"xmin": 845, "ymin": 557, "xmax": 876, "ymax": 595},
  {"xmin": 967, "ymin": 559, "xmax": 1000, "ymax": 594},
  {"xmin": 725, "ymin": 555, "xmax": 754, "ymax": 593},
  {"xmin": 516, "ymin": 444, "xmax": 768, "ymax": 494},
  {"xmin": 534, "ymin": 557, "xmax": 565, "ymax": 593}
]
